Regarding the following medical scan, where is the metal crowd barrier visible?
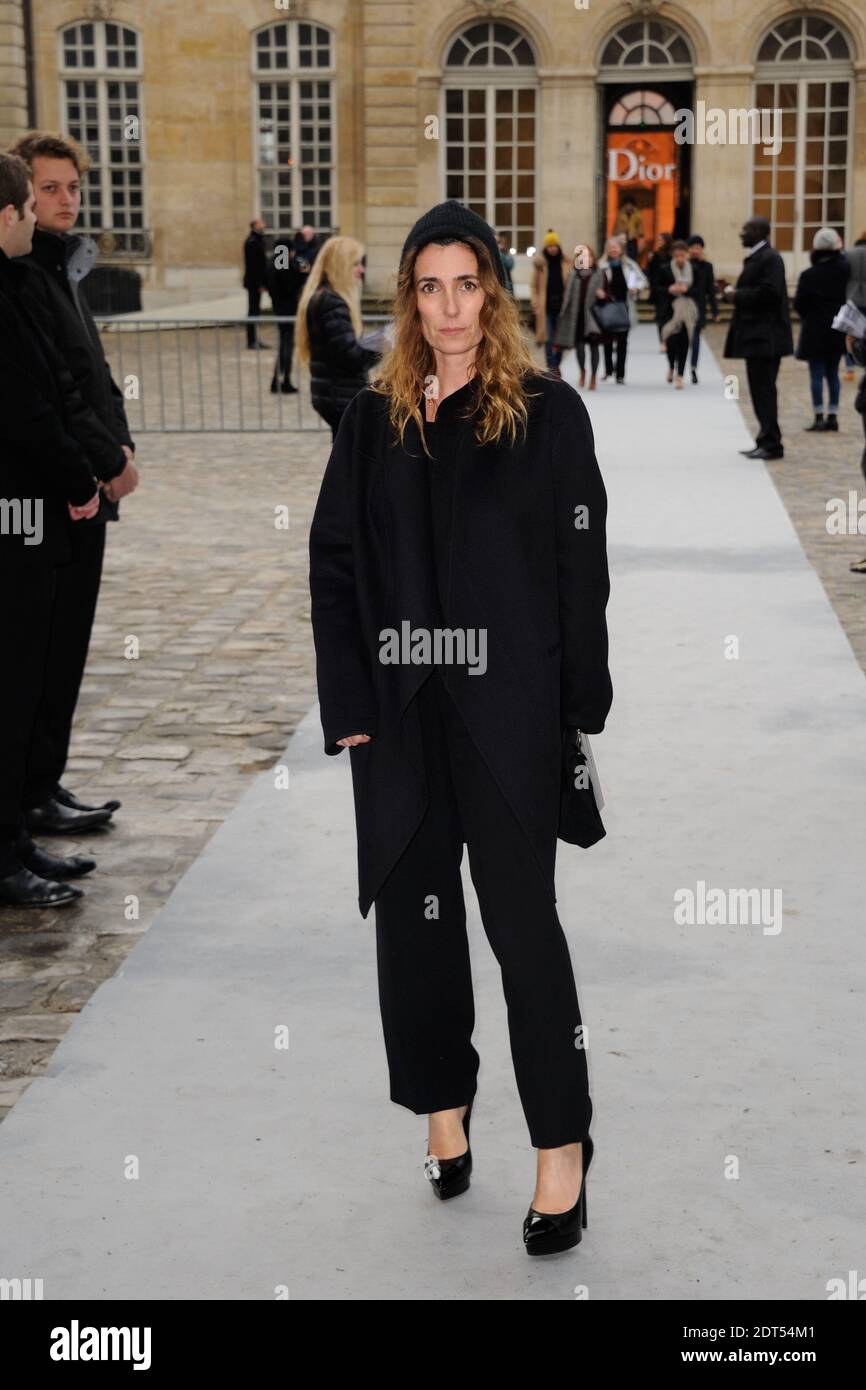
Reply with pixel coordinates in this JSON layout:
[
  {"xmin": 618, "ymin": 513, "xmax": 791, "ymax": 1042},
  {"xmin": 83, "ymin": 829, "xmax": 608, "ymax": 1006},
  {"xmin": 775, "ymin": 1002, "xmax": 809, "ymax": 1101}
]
[{"xmin": 94, "ymin": 315, "xmax": 391, "ymax": 433}]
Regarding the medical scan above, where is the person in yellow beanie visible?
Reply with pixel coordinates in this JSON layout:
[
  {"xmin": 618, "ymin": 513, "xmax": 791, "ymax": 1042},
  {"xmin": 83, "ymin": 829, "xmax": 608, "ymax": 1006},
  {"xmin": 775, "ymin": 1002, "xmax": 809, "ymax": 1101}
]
[{"xmin": 531, "ymin": 229, "xmax": 570, "ymax": 374}]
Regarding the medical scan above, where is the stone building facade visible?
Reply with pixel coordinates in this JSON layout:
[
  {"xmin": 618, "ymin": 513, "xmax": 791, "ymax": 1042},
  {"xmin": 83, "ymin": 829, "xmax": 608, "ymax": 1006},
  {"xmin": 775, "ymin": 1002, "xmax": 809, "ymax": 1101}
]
[{"xmin": 1, "ymin": 0, "xmax": 864, "ymax": 297}]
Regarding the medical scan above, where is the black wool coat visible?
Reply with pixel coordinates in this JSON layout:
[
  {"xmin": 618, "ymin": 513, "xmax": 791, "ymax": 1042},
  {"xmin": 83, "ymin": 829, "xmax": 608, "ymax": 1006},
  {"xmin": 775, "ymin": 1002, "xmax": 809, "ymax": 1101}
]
[
  {"xmin": 243, "ymin": 230, "xmax": 267, "ymax": 291},
  {"xmin": 0, "ymin": 250, "xmax": 98, "ymax": 569},
  {"xmin": 306, "ymin": 287, "xmax": 380, "ymax": 419},
  {"xmin": 308, "ymin": 372, "xmax": 613, "ymax": 920},
  {"xmin": 723, "ymin": 243, "xmax": 793, "ymax": 359},
  {"xmin": 793, "ymin": 249, "xmax": 848, "ymax": 361}
]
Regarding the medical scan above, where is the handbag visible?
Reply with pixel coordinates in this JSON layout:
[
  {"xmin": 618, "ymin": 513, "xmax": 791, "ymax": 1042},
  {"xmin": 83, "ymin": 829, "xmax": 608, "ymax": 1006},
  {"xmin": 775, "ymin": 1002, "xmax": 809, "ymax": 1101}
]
[
  {"xmin": 594, "ymin": 297, "xmax": 630, "ymax": 333},
  {"xmin": 558, "ymin": 726, "xmax": 606, "ymax": 848}
]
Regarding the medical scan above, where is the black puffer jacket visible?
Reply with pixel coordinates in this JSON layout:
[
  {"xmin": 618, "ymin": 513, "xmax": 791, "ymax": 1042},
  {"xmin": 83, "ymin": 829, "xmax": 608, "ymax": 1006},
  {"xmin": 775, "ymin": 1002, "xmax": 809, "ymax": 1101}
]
[
  {"xmin": 793, "ymin": 248, "xmax": 848, "ymax": 360},
  {"xmin": 306, "ymin": 286, "xmax": 379, "ymax": 420}
]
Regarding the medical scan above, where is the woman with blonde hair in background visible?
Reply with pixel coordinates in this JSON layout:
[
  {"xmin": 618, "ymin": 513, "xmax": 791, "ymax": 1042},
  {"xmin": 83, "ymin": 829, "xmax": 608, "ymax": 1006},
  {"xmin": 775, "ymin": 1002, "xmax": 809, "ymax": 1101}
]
[{"xmin": 296, "ymin": 235, "xmax": 380, "ymax": 440}]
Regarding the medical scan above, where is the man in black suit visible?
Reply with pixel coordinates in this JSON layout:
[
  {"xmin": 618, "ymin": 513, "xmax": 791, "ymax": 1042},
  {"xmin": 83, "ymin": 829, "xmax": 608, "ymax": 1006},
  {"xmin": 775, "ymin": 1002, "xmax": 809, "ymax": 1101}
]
[
  {"xmin": 723, "ymin": 216, "xmax": 794, "ymax": 459},
  {"xmin": 0, "ymin": 154, "xmax": 105, "ymax": 907},
  {"xmin": 243, "ymin": 217, "xmax": 270, "ymax": 349},
  {"xmin": 8, "ymin": 131, "xmax": 139, "ymax": 836}
]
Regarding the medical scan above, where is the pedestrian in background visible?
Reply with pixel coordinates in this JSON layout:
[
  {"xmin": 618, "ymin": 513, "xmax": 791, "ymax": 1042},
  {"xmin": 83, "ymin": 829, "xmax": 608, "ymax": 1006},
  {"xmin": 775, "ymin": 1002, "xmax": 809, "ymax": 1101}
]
[
  {"xmin": 296, "ymin": 235, "xmax": 380, "ymax": 440},
  {"xmin": 793, "ymin": 227, "xmax": 848, "ymax": 433},
  {"xmin": 657, "ymin": 239, "xmax": 700, "ymax": 389},
  {"xmin": 724, "ymin": 215, "xmax": 793, "ymax": 460},
  {"xmin": 555, "ymin": 243, "xmax": 602, "ymax": 390},
  {"xmin": 243, "ymin": 217, "xmax": 270, "ymax": 349},
  {"xmin": 531, "ymin": 229, "xmax": 570, "ymax": 375},
  {"xmin": 686, "ymin": 235, "xmax": 719, "ymax": 383},
  {"xmin": 647, "ymin": 231, "xmax": 673, "ymax": 349}
]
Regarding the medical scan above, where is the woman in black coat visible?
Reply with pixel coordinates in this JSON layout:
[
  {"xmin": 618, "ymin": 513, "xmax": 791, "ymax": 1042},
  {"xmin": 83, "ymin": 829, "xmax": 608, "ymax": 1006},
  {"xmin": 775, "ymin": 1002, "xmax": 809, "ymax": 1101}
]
[
  {"xmin": 309, "ymin": 200, "xmax": 612, "ymax": 1256},
  {"xmin": 296, "ymin": 236, "xmax": 380, "ymax": 439},
  {"xmin": 793, "ymin": 229, "xmax": 848, "ymax": 432}
]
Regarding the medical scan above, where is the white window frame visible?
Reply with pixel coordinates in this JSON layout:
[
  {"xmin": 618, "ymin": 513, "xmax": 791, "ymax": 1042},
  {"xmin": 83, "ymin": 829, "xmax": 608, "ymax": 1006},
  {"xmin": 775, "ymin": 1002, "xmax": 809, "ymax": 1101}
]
[
  {"xmin": 57, "ymin": 20, "xmax": 146, "ymax": 240},
  {"xmin": 440, "ymin": 21, "xmax": 538, "ymax": 254},
  {"xmin": 250, "ymin": 20, "xmax": 337, "ymax": 232}
]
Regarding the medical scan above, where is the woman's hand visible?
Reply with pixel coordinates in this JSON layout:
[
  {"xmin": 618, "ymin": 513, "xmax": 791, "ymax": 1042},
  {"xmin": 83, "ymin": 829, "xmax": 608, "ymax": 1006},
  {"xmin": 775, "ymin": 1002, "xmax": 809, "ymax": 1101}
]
[{"xmin": 336, "ymin": 733, "xmax": 372, "ymax": 746}]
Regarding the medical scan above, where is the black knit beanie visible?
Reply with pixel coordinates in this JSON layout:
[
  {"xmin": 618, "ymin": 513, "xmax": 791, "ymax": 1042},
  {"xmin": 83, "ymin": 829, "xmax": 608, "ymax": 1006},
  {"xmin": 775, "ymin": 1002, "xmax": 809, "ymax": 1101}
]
[{"xmin": 399, "ymin": 199, "xmax": 506, "ymax": 286}]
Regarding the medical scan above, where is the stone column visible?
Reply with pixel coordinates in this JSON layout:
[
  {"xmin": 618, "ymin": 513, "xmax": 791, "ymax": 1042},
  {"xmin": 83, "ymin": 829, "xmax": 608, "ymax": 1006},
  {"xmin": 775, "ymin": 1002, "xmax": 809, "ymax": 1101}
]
[
  {"xmin": 0, "ymin": 0, "xmax": 29, "ymax": 147},
  {"xmin": 361, "ymin": 0, "xmax": 419, "ymax": 298}
]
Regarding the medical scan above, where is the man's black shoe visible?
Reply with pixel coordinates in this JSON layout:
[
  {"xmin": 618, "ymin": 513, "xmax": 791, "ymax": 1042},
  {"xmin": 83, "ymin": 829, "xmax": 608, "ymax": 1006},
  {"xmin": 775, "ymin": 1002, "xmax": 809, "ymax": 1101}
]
[
  {"xmin": 25, "ymin": 797, "xmax": 113, "ymax": 835},
  {"xmin": 748, "ymin": 447, "xmax": 784, "ymax": 459},
  {"xmin": 20, "ymin": 844, "xmax": 96, "ymax": 880},
  {"xmin": 0, "ymin": 868, "xmax": 83, "ymax": 908},
  {"xmin": 740, "ymin": 445, "xmax": 762, "ymax": 456},
  {"xmin": 55, "ymin": 785, "xmax": 121, "ymax": 815}
]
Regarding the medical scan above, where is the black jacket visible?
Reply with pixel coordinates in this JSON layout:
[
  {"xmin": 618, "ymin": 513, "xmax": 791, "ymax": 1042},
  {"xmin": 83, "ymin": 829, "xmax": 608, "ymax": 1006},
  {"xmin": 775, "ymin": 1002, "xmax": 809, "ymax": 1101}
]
[
  {"xmin": 0, "ymin": 249, "xmax": 99, "ymax": 569},
  {"xmin": 306, "ymin": 286, "xmax": 379, "ymax": 419},
  {"xmin": 793, "ymin": 249, "xmax": 848, "ymax": 361},
  {"xmin": 689, "ymin": 259, "xmax": 718, "ymax": 325},
  {"xmin": 655, "ymin": 262, "xmax": 701, "ymax": 327},
  {"xmin": 309, "ymin": 372, "xmax": 612, "ymax": 919},
  {"xmin": 20, "ymin": 229, "xmax": 132, "ymax": 521},
  {"xmin": 243, "ymin": 229, "xmax": 267, "ymax": 291},
  {"xmin": 267, "ymin": 233, "xmax": 319, "ymax": 314},
  {"xmin": 723, "ymin": 243, "xmax": 793, "ymax": 359}
]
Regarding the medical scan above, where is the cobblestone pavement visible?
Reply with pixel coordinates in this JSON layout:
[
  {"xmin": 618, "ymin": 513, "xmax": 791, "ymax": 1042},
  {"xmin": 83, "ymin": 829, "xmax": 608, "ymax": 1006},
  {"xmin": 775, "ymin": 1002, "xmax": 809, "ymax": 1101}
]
[
  {"xmin": 0, "ymin": 398, "xmax": 329, "ymax": 1121},
  {"xmin": 2, "ymin": 321, "xmax": 863, "ymax": 1123},
  {"xmin": 705, "ymin": 321, "xmax": 866, "ymax": 667}
]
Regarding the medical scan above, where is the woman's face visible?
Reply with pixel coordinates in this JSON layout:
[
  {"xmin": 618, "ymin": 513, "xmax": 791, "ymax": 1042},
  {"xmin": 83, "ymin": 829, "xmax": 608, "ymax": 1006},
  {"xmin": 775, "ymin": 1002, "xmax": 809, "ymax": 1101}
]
[
  {"xmin": 672, "ymin": 247, "xmax": 688, "ymax": 267},
  {"xmin": 414, "ymin": 242, "xmax": 485, "ymax": 357},
  {"xmin": 606, "ymin": 238, "xmax": 621, "ymax": 259}
]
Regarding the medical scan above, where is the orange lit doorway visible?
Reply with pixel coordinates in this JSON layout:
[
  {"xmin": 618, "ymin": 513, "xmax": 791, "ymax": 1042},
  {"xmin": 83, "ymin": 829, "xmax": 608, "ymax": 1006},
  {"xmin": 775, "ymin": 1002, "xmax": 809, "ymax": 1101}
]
[{"xmin": 599, "ymin": 84, "xmax": 693, "ymax": 270}]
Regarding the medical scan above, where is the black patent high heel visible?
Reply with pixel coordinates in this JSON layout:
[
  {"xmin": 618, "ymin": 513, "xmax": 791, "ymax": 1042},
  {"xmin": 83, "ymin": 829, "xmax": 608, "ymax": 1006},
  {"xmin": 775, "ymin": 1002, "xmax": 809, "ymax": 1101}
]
[
  {"xmin": 423, "ymin": 1100, "xmax": 473, "ymax": 1200},
  {"xmin": 523, "ymin": 1135, "xmax": 594, "ymax": 1256}
]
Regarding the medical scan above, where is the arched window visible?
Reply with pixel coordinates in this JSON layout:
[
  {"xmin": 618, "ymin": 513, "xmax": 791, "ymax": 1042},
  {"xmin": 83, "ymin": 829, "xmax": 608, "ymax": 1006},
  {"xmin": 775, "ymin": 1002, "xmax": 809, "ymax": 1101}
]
[
  {"xmin": 752, "ymin": 13, "xmax": 853, "ymax": 269},
  {"xmin": 599, "ymin": 18, "xmax": 692, "ymax": 71},
  {"xmin": 252, "ymin": 21, "xmax": 335, "ymax": 232},
  {"xmin": 443, "ymin": 21, "xmax": 537, "ymax": 253},
  {"xmin": 608, "ymin": 90, "xmax": 680, "ymax": 126},
  {"xmin": 59, "ymin": 21, "xmax": 145, "ymax": 253}
]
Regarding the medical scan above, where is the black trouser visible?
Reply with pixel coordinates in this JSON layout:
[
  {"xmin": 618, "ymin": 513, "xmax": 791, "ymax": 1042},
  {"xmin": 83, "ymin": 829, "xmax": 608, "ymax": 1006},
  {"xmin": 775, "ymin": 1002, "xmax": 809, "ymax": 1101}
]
[
  {"xmin": 576, "ymin": 338, "xmax": 600, "ymax": 375},
  {"xmin": 666, "ymin": 326, "xmax": 689, "ymax": 377},
  {"xmin": 603, "ymin": 330, "xmax": 628, "ymax": 381},
  {"xmin": 0, "ymin": 566, "xmax": 55, "ymax": 877},
  {"xmin": 246, "ymin": 288, "xmax": 262, "ymax": 347},
  {"xmin": 745, "ymin": 355, "xmax": 783, "ymax": 451},
  {"xmin": 271, "ymin": 319, "xmax": 295, "ymax": 388},
  {"xmin": 23, "ymin": 523, "xmax": 106, "ymax": 809},
  {"xmin": 373, "ymin": 667, "xmax": 592, "ymax": 1149}
]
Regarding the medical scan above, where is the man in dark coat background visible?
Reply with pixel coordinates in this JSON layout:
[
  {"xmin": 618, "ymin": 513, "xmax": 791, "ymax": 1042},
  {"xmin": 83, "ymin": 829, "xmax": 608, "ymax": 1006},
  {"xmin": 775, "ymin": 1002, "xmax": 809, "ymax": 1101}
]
[
  {"xmin": 8, "ymin": 131, "xmax": 140, "ymax": 835},
  {"xmin": 243, "ymin": 216, "xmax": 270, "ymax": 349},
  {"xmin": 723, "ymin": 214, "xmax": 793, "ymax": 459},
  {"xmin": 267, "ymin": 226, "xmax": 320, "ymax": 393},
  {"xmin": 0, "ymin": 154, "xmax": 104, "ymax": 907}
]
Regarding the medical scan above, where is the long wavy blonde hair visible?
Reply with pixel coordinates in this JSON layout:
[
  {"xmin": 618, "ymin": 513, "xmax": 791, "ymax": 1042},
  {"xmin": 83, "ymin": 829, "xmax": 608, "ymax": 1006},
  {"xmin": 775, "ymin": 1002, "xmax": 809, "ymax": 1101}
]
[
  {"xmin": 370, "ymin": 233, "xmax": 542, "ymax": 456},
  {"xmin": 296, "ymin": 235, "xmax": 365, "ymax": 367}
]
